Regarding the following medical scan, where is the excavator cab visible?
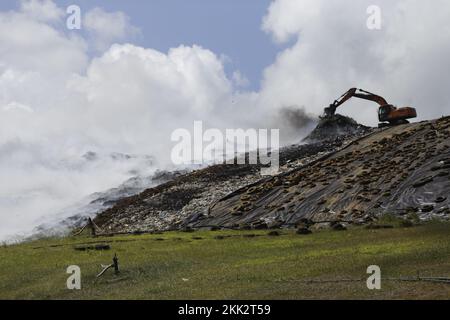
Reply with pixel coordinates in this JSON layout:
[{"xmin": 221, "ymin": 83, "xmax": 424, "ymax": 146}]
[
  {"xmin": 378, "ymin": 104, "xmax": 417, "ymax": 125},
  {"xmin": 378, "ymin": 105, "xmax": 395, "ymax": 122}
]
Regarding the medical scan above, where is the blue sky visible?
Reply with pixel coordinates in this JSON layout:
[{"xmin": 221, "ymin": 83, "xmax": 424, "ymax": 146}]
[{"xmin": 1, "ymin": 0, "xmax": 284, "ymax": 90}]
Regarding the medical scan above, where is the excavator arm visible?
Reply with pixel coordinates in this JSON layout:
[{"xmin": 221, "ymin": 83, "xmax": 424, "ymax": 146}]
[
  {"xmin": 353, "ymin": 89, "xmax": 388, "ymax": 106},
  {"xmin": 324, "ymin": 88, "xmax": 389, "ymax": 117}
]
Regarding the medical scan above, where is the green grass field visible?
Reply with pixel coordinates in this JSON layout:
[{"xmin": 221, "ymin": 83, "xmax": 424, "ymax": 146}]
[{"xmin": 1, "ymin": 222, "xmax": 449, "ymax": 300}]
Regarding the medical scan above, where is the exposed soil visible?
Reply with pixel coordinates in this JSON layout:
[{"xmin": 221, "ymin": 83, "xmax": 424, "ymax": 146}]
[
  {"xmin": 193, "ymin": 117, "xmax": 450, "ymax": 229},
  {"xmin": 94, "ymin": 123, "xmax": 367, "ymax": 233}
]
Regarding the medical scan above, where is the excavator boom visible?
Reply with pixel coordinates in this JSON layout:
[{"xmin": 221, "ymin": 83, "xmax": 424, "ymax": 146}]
[{"xmin": 353, "ymin": 89, "xmax": 388, "ymax": 106}]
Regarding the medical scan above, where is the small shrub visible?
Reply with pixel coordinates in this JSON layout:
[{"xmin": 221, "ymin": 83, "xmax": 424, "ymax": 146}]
[
  {"xmin": 376, "ymin": 213, "xmax": 416, "ymax": 228},
  {"xmin": 406, "ymin": 212, "xmax": 421, "ymax": 224},
  {"xmin": 296, "ymin": 227, "xmax": 312, "ymax": 235},
  {"xmin": 400, "ymin": 220, "xmax": 414, "ymax": 228}
]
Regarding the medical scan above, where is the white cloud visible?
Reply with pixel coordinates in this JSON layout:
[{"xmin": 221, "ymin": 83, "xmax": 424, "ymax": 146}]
[
  {"xmin": 3, "ymin": 101, "xmax": 34, "ymax": 112},
  {"xmin": 67, "ymin": 43, "xmax": 238, "ymax": 163},
  {"xmin": 20, "ymin": 0, "xmax": 64, "ymax": 22},
  {"xmin": 0, "ymin": 11, "xmax": 87, "ymax": 75},
  {"xmin": 262, "ymin": 0, "xmax": 321, "ymax": 43},
  {"xmin": 84, "ymin": 7, "xmax": 140, "ymax": 51},
  {"xmin": 232, "ymin": 71, "xmax": 250, "ymax": 88}
]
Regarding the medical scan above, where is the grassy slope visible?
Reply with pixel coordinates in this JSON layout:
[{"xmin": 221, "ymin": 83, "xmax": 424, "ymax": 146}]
[{"xmin": 0, "ymin": 223, "xmax": 449, "ymax": 300}]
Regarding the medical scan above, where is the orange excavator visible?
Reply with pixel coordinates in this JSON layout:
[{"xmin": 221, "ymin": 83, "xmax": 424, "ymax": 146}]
[{"xmin": 323, "ymin": 88, "xmax": 417, "ymax": 127}]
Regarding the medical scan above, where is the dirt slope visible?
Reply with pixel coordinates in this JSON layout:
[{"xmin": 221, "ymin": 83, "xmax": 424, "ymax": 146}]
[
  {"xmin": 94, "ymin": 133, "xmax": 365, "ymax": 233},
  {"xmin": 191, "ymin": 117, "xmax": 450, "ymax": 229}
]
